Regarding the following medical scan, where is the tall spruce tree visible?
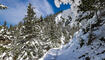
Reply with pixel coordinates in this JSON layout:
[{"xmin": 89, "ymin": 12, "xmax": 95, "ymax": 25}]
[
  {"xmin": 9, "ymin": 24, "xmax": 13, "ymax": 31},
  {"xmin": 24, "ymin": 3, "xmax": 35, "ymax": 23},
  {"xmin": 2, "ymin": 21, "xmax": 7, "ymax": 35},
  {"xmin": 23, "ymin": 3, "xmax": 36, "ymax": 34},
  {"xmin": 3, "ymin": 21, "xmax": 7, "ymax": 27},
  {"xmin": 3, "ymin": 21, "xmax": 8, "ymax": 30}
]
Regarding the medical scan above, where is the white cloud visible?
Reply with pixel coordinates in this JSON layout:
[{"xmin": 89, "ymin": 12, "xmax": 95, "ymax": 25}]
[
  {"xmin": 0, "ymin": 0, "xmax": 54, "ymax": 25},
  {"xmin": 0, "ymin": 0, "xmax": 27, "ymax": 25},
  {"xmin": 29, "ymin": 0, "xmax": 54, "ymax": 17}
]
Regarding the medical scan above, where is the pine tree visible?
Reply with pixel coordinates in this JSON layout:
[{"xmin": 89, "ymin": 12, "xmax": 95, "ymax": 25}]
[
  {"xmin": 24, "ymin": 3, "xmax": 35, "ymax": 23},
  {"xmin": 9, "ymin": 24, "xmax": 13, "ymax": 31},
  {"xmin": 40, "ymin": 16, "xmax": 43, "ymax": 21},
  {"xmin": 78, "ymin": 0, "xmax": 96, "ymax": 12},
  {"xmin": 2, "ymin": 21, "xmax": 8, "ymax": 35},
  {"xmin": 3, "ymin": 21, "xmax": 7, "ymax": 27},
  {"xmin": 18, "ymin": 21, "xmax": 23, "ymax": 29},
  {"xmin": 3, "ymin": 21, "xmax": 8, "ymax": 30},
  {"xmin": 23, "ymin": 3, "xmax": 36, "ymax": 34},
  {"xmin": 78, "ymin": 0, "xmax": 100, "ymax": 21},
  {"xmin": 78, "ymin": 0, "xmax": 105, "ymax": 21}
]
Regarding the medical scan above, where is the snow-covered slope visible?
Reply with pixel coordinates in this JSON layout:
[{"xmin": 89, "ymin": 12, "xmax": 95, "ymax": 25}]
[
  {"xmin": 41, "ymin": 0, "xmax": 105, "ymax": 60},
  {"xmin": 0, "ymin": 0, "xmax": 105, "ymax": 60},
  {"xmin": 42, "ymin": 13, "xmax": 105, "ymax": 60},
  {"xmin": 42, "ymin": 24, "xmax": 105, "ymax": 60}
]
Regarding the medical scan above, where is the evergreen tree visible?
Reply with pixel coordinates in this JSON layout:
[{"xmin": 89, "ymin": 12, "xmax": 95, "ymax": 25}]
[
  {"xmin": 40, "ymin": 16, "xmax": 43, "ymax": 21},
  {"xmin": 24, "ymin": 3, "xmax": 35, "ymax": 23},
  {"xmin": 78, "ymin": 0, "xmax": 105, "ymax": 16},
  {"xmin": 18, "ymin": 21, "xmax": 23, "ymax": 29},
  {"xmin": 78, "ymin": 0, "xmax": 101, "ymax": 21},
  {"xmin": 2, "ymin": 21, "xmax": 8, "ymax": 35},
  {"xmin": 3, "ymin": 21, "xmax": 8, "ymax": 30},
  {"xmin": 9, "ymin": 24, "xmax": 13, "ymax": 31},
  {"xmin": 23, "ymin": 3, "xmax": 36, "ymax": 34},
  {"xmin": 78, "ymin": 0, "xmax": 96, "ymax": 12},
  {"xmin": 3, "ymin": 21, "xmax": 7, "ymax": 27}
]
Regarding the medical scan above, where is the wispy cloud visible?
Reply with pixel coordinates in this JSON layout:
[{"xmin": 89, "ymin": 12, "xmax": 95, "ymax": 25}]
[
  {"xmin": 0, "ymin": 0, "xmax": 54, "ymax": 25},
  {"xmin": 0, "ymin": 2, "xmax": 27, "ymax": 25},
  {"xmin": 29, "ymin": 0, "xmax": 54, "ymax": 17}
]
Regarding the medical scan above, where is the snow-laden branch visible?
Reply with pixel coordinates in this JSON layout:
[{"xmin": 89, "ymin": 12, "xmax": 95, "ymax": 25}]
[{"xmin": 0, "ymin": 4, "xmax": 7, "ymax": 9}]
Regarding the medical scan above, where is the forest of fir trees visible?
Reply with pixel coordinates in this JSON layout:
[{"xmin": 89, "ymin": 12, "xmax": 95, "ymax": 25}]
[
  {"xmin": 0, "ymin": 3, "xmax": 71, "ymax": 59},
  {"xmin": 0, "ymin": 0, "xmax": 105, "ymax": 59}
]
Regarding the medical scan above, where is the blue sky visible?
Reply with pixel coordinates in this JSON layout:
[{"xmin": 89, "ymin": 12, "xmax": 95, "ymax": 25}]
[{"xmin": 0, "ymin": 0, "xmax": 70, "ymax": 26}]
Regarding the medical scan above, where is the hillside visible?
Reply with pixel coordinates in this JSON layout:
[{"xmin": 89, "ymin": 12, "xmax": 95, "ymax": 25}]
[
  {"xmin": 0, "ymin": 9, "xmax": 70, "ymax": 60},
  {"xmin": 0, "ymin": 0, "xmax": 105, "ymax": 60},
  {"xmin": 41, "ymin": 0, "xmax": 105, "ymax": 60}
]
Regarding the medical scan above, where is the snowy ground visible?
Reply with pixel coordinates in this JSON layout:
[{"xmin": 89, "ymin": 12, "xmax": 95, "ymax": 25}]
[{"xmin": 40, "ymin": 0, "xmax": 105, "ymax": 60}]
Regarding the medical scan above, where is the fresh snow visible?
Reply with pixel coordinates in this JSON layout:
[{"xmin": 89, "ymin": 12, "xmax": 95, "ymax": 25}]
[
  {"xmin": 42, "ymin": 23, "xmax": 105, "ymax": 60},
  {"xmin": 41, "ymin": 0, "xmax": 105, "ymax": 60}
]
